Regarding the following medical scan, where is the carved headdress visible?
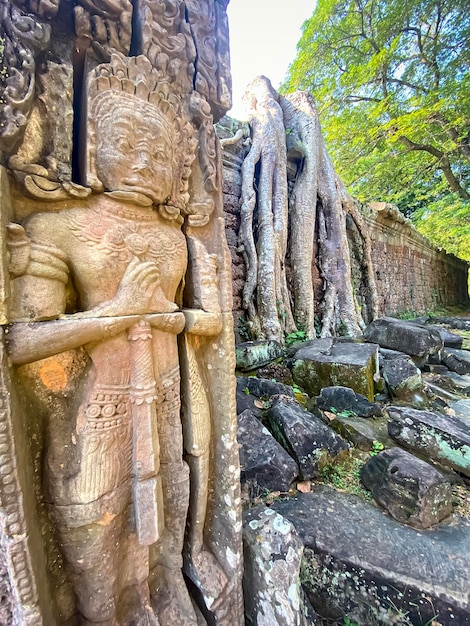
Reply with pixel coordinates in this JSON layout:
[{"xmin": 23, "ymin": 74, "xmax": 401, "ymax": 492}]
[{"xmin": 85, "ymin": 53, "xmax": 196, "ymax": 218}]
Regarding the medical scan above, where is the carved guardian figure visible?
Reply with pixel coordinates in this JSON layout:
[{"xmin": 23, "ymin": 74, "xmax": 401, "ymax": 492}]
[{"xmin": 0, "ymin": 4, "xmax": 242, "ymax": 625}]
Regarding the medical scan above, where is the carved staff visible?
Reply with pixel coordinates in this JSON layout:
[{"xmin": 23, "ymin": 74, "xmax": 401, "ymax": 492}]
[{"xmin": 128, "ymin": 319, "xmax": 163, "ymax": 545}]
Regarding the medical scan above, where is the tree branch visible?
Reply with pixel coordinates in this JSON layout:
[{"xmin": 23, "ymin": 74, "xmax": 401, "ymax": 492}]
[{"xmin": 398, "ymin": 135, "xmax": 470, "ymax": 198}]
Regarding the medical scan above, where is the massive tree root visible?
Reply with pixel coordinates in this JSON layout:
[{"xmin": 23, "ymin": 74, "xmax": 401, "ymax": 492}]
[
  {"xmin": 239, "ymin": 76, "xmax": 295, "ymax": 341},
  {"xmin": 238, "ymin": 79, "xmax": 378, "ymax": 341}
]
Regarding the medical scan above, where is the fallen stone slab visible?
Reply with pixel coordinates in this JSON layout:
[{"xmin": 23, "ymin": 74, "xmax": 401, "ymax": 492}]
[
  {"xmin": 387, "ymin": 406, "xmax": 470, "ymax": 477},
  {"xmin": 442, "ymin": 347, "xmax": 470, "ymax": 375},
  {"xmin": 429, "ymin": 316, "xmax": 470, "ymax": 331},
  {"xmin": 243, "ymin": 507, "xmax": 318, "ymax": 626},
  {"xmin": 315, "ymin": 386, "xmax": 382, "ymax": 418},
  {"xmin": 448, "ymin": 399, "xmax": 470, "ymax": 423},
  {"xmin": 361, "ymin": 447, "xmax": 453, "ymax": 528},
  {"xmin": 329, "ymin": 415, "xmax": 392, "ymax": 451},
  {"xmin": 237, "ymin": 409, "xmax": 298, "ymax": 494},
  {"xmin": 381, "ymin": 354, "xmax": 422, "ymax": 401},
  {"xmin": 429, "ymin": 325, "xmax": 464, "ymax": 349},
  {"xmin": 446, "ymin": 370, "xmax": 470, "ymax": 391},
  {"xmin": 236, "ymin": 381, "xmax": 263, "ymax": 418},
  {"xmin": 291, "ymin": 339, "xmax": 378, "ymax": 401},
  {"xmin": 237, "ymin": 375, "xmax": 294, "ymax": 400},
  {"xmin": 364, "ymin": 317, "xmax": 442, "ymax": 361},
  {"xmin": 272, "ymin": 487, "xmax": 470, "ymax": 625},
  {"xmin": 266, "ymin": 396, "xmax": 349, "ymax": 480},
  {"xmin": 235, "ymin": 340, "xmax": 284, "ymax": 372}
]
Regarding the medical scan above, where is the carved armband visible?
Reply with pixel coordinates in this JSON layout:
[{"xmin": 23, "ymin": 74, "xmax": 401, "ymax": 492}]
[{"xmin": 26, "ymin": 241, "xmax": 69, "ymax": 284}]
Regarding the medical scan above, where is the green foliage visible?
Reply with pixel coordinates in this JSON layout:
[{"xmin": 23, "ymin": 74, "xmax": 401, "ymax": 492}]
[
  {"xmin": 282, "ymin": 0, "xmax": 470, "ymax": 260},
  {"xmin": 369, "ymin": 441, "xmax": 385, "ymax": 456},
  {"xmin": 285, "ymin": 330, "xmax": 307, "ymax": 347},
  {"xmin": 343, "ymin": 618, "xmax": 359, "ymax": 626}
]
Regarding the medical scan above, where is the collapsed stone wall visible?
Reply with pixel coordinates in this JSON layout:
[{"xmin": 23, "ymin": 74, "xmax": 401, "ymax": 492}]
[{"xmin": 219, "ymin": 121, "xmax": 469, "ymax": 340}]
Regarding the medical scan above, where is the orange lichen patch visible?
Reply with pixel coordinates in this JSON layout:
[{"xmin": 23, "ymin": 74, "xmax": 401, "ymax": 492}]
[
  {"xmin": 38, "ymin": 358, "xmax": 68, "ymax": 391},
  {"xmin": 96, "ymin": 511, "xmax": 117, "ymax": 526}
]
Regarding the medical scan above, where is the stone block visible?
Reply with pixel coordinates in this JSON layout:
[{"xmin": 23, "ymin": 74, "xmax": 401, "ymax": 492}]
[
  {"xmin": 315, "ymin": 386, "xmax": 382, "ymax": 418},
  {"xmin": 442, "ymin": 347, "xmax": 470, "ymax": 375},
  {"xmin": 428, "ymin": 325, "xmax": 463, "ymax": 349},
  {"xmin": 381, "ymin": 355, "xmax": 422, "ymax": 400},
  {"xmin": 266, "ymin": 396, "xmax": 349, "ymax": 480},
  {"xmin": 272, "ymin": 487, "xmax": 470, "ymax": 625},
  {"xmin": 329, "ymin": 415, "xmax": 392, "ymax": 451},
  {"xmin": 243, "ymin": 507, "xmax": 318, "ymax": 626},
  {"xmin": 360, "ymin": 447, "xmax": 453, "ymax": 528},
  {"xmin": 291, "ymin": 339, "xmax": 378, "ymax": 401},
  {"xmin": 237, "ymin": 375, "xmax": 294, "ymax": 400},
  {"xmin": 237, "ymin": 409, "xmax": 298, "ymax": 494},
  {"xmin": 364, "ymin": 317, "xmax": 442, "ymax": 360},
  {"xmin": 236, "ymin": 340, "xmax": 284, "ymax": 372},
  {"xmin": 387, "ymin": 406, "xmax": 470, "ymax": 476}
]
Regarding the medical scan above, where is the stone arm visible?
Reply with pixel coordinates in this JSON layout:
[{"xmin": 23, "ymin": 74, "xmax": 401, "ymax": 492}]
[
  {"xmin": 7, "ymin": 223, "xmax": 184, "ymax": 364},
  {"xmin": 183, "ymin": 237, "xmax": 223, "ymax": 337}
]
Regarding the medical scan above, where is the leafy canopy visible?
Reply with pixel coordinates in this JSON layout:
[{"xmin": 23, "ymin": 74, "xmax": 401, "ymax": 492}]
[{"xmin": 282, "ymin": 0, "xmax": 470, "ymax": 261}]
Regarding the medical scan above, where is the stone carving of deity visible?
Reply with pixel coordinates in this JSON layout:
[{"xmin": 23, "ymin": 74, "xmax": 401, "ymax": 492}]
[{"xmin": 1, "ymin": 53, "xmax": 242, "ymax": 625}]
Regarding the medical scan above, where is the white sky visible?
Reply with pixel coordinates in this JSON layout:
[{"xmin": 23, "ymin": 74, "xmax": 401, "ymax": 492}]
[{"xmin": 226, "ymin": 0, "xmax": 316, "ymax": 119}]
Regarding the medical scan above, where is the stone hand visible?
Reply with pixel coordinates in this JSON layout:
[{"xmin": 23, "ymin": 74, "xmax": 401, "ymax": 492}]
[{"xmin": 110, "ymin": 257, "xmax": 161, "ymax": 315}]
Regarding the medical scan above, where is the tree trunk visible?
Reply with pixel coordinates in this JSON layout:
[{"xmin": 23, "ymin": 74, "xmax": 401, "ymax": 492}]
[{"xmin": 239, "ymin": 81, "xmax": 378, "ymax": 341}]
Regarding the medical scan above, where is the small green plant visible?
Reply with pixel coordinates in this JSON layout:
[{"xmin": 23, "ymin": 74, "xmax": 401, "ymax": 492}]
[
  {"xmin": 243, "ymin": 387, "xmax": 250, "ymax": 395},
  {"xmin": 319, "ymin": 452, "xmax": 371, "ymax": 500},
  {"xmin": 285, "ymin": 330, "xmax": 307, "ymax": 347},
  {"xmin": 343, "ymin": 617, "xmax": 359, "ymax": 626},
  {"xmin": 330, "ymin": 407, "xmax": 356, "ymax": 418},
  {"xmin": 369, "ymin": 441, "xmax": 384, "ymax": 456}
]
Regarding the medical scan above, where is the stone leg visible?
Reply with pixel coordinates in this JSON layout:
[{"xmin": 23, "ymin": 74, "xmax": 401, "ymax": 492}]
[
  {"xmin": 150, "ymin": 463, "xmax": 197, "ymax": 626},
  {"xmin": 186, "ymin": 451, "xmax": 210, "ymax": 556},
  {"xmin": 149, "ymin": 365, "xmax": 197, "ymax": 625},
  {"xmin": 56, "ymin": 510, "xmax": 125, "ymax": 624}
]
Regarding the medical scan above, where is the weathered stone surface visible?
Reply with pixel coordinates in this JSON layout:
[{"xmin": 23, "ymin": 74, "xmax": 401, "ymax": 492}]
[
  {"xmin": 236, "ymin": 340, "xmax": 284, "ymax": 372},
  {"xmin": 266, "ymin": 396, "xmax": 349, "ymax": 480},
  {"xmin": 364, "ymin": 317, "xmax": 442, "ymax": 360},
  {"xmin": 243, "ymin": 507, "xmax": 317, "ymax": 626},
  {"xmin": 387, "ymin": 406, "xmax": 470, "ymax": 476},
  {"xmin": 430, "ymin": 316, "xmax": 470, "ymax": 331},
  {"xmin": 237, "ymin": 375, "xmax": 294, "ymax": 400},
  {"xmin": 361, "ymin": 447, "xmax": 453, "ymax": 528},
  {"xmin": 429, "ymin": 325, "xmax": 464, "ymax": 349},
  {"xmin": 238, "ymin": 409, "xmax": 298, "ymax": 494},
  {"xmin": 442, "ymin": 347, "xmax": 470, "ymax": 375},
  {"xmin": 329, "ymin": 415, "xmax": 392, "ymax": 451},
  {"xmin": 292, "ymin": 339, "xmax": 379, "ymax": 401},
  {"xmin": 257, "ymin": 362, "xmax": 294, "ymax": 385},
  {"xmin": 315, "ymin": 385, "xmax": 382, "ymax": 417},
  {"xmin": 449, "ymin": 399, "xmax": 470, "ymax": 422},
  {"xmin": 272, "ymin": 487, "xmax": 470, "ymax": 625},
  {"xmin": 381, "ymin": 355, "xmax": 422, "ymax": 400},
  {"xmin": 236, "ymin": 382, "xmax": 264, "ymax": 418}
]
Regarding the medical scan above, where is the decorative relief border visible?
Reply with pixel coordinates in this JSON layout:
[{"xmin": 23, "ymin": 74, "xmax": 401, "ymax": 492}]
[{"xmin": 0, "ymin": 332, "xmax": 42, "ymax": 626}]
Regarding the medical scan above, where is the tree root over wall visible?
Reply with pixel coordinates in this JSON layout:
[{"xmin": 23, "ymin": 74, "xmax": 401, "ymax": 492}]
[{"xmin": 238, "ymin": 77, "xmax": 378, "ymax": 341}]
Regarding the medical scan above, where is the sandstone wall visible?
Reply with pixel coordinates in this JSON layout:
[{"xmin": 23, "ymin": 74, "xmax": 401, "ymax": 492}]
[{"xmin": 220, "ymin": 131, "xmax": 469, "ymax": 339}]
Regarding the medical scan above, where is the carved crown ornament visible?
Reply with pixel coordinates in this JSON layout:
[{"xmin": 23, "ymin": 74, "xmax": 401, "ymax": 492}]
[{"xmin": 85, "ymin": 53, "xmax": 197, "ymax": 223}]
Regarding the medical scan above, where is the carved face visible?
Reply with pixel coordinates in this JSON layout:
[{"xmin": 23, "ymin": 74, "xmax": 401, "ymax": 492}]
[{"xmin": 95, "ymin": 98, "xmax": 174, "ymax": 205}]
